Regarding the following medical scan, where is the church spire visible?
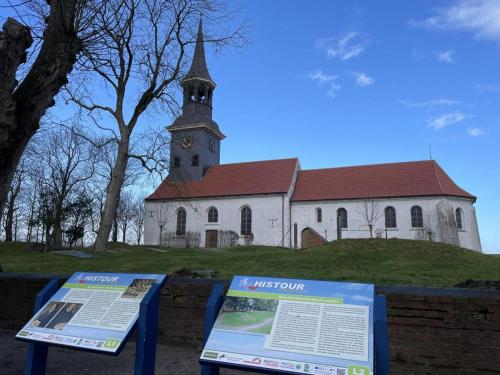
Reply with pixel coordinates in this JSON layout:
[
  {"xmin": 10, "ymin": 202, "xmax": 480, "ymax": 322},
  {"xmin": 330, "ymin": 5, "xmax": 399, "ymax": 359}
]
[{"xmin": 185, "ymin": 18, "xmax": 214, "ymax": 85}]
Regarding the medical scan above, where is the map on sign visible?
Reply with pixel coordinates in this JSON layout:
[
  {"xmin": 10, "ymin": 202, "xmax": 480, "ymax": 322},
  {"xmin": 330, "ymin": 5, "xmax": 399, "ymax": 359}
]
[
  {"xmin": 16, "ymin": 272, "xmax": 165, "ymax": 354},
  {"xmin": 201, "ymin": 276, "xmax": 374, "ymax": 375}
]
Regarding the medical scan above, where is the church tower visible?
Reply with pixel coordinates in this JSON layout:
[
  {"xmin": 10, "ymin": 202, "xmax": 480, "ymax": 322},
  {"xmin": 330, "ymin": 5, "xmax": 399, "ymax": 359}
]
[{"xmin": 167, "ymin": 19, "xmax": 224, "ymax": 182}]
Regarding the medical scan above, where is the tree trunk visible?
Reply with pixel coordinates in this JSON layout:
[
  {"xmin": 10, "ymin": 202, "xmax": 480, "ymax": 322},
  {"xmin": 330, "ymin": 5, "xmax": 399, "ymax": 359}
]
[
  {"xmin": 122, "ymin": 222, "xmax": 127, "ymax": 243},
  {"xmin": 93, "ymin": 136, "xmax": 130, "ymax": 251},
  {"xmin": 53, "ymin": 204, "xmax": 64, "ymax": 247},
  {"xmin": 4, "ymin": 200, "xmax": 14, "ymax": 241},
  {"xmin": 0, "ymin": 1, "xmax": 79, "ymax": 220},
  {"xmin": 112, "ymin": 216, "xmax": 118, "ymax": 242}
]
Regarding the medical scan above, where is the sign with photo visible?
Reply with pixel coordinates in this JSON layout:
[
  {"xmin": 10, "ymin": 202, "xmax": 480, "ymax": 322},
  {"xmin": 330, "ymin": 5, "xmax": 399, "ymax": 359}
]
[
  {"xmin": 201, "ymin": 276, "xmax": 374, "ymax": 375},
  {"xmin": 16, "ymin": 272, "xmax": 166, "ymax": 354}
]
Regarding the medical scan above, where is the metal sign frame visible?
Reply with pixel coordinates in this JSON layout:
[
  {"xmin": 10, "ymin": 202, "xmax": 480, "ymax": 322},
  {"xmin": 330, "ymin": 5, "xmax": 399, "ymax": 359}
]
[
  {"xmin": 22, "ymin": 276, "xmax": 166, "ymax": 375},
  {"xmin": 200, "ymin": 284, "xmax": 390, "ymax": 375}
]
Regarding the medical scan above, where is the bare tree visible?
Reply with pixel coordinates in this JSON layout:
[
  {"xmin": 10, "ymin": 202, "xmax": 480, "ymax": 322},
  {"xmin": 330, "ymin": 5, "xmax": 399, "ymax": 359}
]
[
  {"xmin": 131, "ymin": 196, "xmax": 145, "ymax": 245},
  {"xmin": 415, "ymin": 213, "xmax": 436, "ymax": 242},
  {"xmin": 0, "ymin": 0, "xmax": 94, "ymax": 222},
  {"xmin": 152, "ymin": 202, "xmax": 172, "ymax": 245},
  {"xmin": 3, "ymin": 160, "xmax": 25, "ymax": 241},
  {"xmin": 117, "ymin": 190, "xmax": 136, "ymax": 243},
  {"xmin": 358, "ymin": 199, "xmax": 382, "ymax": 239},
  {"xmin": 32, "ymin": 125, "xmax": 96, "ymax": 249},
  {"xmin": 65, "ymin": 0, "xmax": 245, "ymax": 250}
]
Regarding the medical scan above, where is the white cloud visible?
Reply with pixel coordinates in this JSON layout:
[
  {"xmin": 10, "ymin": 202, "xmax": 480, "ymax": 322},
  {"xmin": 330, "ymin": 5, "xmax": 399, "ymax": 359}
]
[
  {"xmin": 307, "ymin": 69, "xmax": 341, "ymax": 99},
  {"xmin": 351, "ymin": 72, "xmax": 374, "ymax": 87},
  {"xmin": 467, "ymin": 127, "xmax": 486, "ymax": 136},
  {"xmin": 307, "ymin": 69, "xmax": 337, "ymax": 84},
  {"xmin": 427, "ymin": 112, "xmax": 468, "ymax": 130},
  {"xmin": 412, "ymin": 0, "xmax": 500, "ymax": 41},
  {"xmin": 317, "ymin": 32, "xmax": 368, "ymax": 60},
  {"xmin": 399, "ymin": 98, "xmax": 459, "ymax": 107},
  {"xmin": 475, "ymin": 83, "xmax": 500, "ymax": 92},
  {"xmin": 437, "ymin": 50, "xmax": 455, "ymax": 63},
  {"xmin": 326, "ymin": 82, "xmax": 342, "ymax": 98}
]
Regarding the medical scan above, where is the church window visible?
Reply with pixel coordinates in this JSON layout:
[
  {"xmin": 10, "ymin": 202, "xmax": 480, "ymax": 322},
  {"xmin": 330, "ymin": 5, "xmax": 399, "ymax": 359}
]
[
  {"xmin": 241, "ymin": 207, "xmax": 252, "ymax": 235},
  {"xmin": 455, "ymin": 208, "xmax": 463, "ymax": 230},
  {"xmin": 208, "ymin": 207, "xmax": 218, "ymax": 223},
  {"xmin": 316, "ymin": 208, "xmax": 322, "ymax": 222},
  {"xmin": 192, "ymin": 155, "xmax": 199, "ymax": 166},
  {"xmin": 337, "ymin": 208, "xmax": 348, "ymax": 229},
  {"xmin": 176, "ymin": 208, "xmax": 186, "ymax": 235},
  {"xmin": 173, "ymin": 157, "xmax": 180, "ymax": 168},
  {"xmin": 411, "ymin": 206, "xmax": 423, "ymax": 228},
  {"xmin": 385, "ymin": 206, "xmax": 397, "ymax": 228}
]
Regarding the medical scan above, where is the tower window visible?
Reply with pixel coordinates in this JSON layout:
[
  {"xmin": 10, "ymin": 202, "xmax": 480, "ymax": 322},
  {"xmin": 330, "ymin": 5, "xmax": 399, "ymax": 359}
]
[
  {"xmin": 173, "ymin": 157, "xmax": 180, "ymax": 168},
  {"xmin": 192, "ymin": 155, "xmax": 199, "ymax": 166}
]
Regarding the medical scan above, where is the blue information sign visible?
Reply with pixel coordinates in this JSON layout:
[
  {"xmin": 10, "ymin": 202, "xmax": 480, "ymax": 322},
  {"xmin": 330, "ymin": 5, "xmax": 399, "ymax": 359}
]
[
  {"xmin": 201, "ymin": 276, "xmax": 374, "ymax": 375},
  {"xmin": 16, "ymin": 272, "xmax": 166, "ymax": 354}
]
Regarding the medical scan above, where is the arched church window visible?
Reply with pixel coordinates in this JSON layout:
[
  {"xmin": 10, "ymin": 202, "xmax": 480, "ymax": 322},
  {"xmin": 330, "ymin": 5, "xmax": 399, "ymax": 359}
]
[
  {"xmin": 241, "ymin": 207, "xmax": 252, "ymax": 235},
  {"xmin": 176, "ymin": 208, "xmax": 186, "ymax": 235},
  {"xmin": 316, "ymin": 208, "xmax": 322, "ymax": 223},
  {"xmin": 173, "ymin": 157, "xmax": 180, "ymax": 168},
  {"xmin": 192, "ymin": 155, "xmax": 199, "ymax": 166},
  {"xmin": 455, "ymin": 208, "xmax": 463, "ymax": 230},
  {"xmin": 385, "ymin": 206, "xmax": 397, "ymax": 228},
  {"xmin": 411, "ymin": 206, "xmax": 423, "ymax": 228},
  {"xmin": 337, "ymin": 208, "xmax": 348, "ymax": 229},
  {"xmin": 208, "ymin": 207, "xmax": 218, "ymax": 223}
]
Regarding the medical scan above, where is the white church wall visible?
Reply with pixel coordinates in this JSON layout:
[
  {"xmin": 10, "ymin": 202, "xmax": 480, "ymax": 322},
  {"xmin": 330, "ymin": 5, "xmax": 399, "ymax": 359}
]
[
  {"xmin": 291, "ymin": 196, "xmax": 481, "ymax": 252},
  {"xmin": 144, "ymin": 194, "xmax": 288, "ymax": 247}
]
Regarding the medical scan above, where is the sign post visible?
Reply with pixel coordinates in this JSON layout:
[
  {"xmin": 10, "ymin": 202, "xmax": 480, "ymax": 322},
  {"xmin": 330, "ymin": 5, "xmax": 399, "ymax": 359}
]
[
  {"xmin": 17, "ymin": 272, "xmax": 166, "ymax": 375},
  {"xmin": 200, "ymin": 276, "xmax": 389, "ymax": 375}
]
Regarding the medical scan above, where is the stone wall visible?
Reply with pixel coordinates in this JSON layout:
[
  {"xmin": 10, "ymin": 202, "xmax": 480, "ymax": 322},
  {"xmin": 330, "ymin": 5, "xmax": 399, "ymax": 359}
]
[{"xmin": 1, "ymin": 273, "xmax": 499, "ymax": 374}]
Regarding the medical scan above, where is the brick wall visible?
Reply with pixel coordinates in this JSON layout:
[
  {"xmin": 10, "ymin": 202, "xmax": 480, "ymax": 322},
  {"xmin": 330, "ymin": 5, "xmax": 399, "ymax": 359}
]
[
  {"xmin": 378, "ymin": 285, "xmax": 500, "ymax": 374},
  {"xmin": 301, "ymin": 228, "xmax": 326, "ymax": 248},
  {"xmin": 1, "ymin": 273, "xmax": 499, "ymax": 374}
]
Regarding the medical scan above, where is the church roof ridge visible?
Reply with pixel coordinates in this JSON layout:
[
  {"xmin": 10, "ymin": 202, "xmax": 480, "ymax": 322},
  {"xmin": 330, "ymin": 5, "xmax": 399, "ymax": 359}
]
[
  {"xmin": 215, "ymin": 157, "xmax": 299, "ymax": 168},
  {"xmin": 299, "ymin": 159, "xmax": 436, "ymax": 173}
]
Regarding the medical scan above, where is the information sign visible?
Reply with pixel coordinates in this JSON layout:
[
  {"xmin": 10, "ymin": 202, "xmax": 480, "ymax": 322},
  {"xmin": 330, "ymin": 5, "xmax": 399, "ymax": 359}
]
[
  {"xmin": 16, "ymin": 272, "xmax": 166, "ymax": 354},
  {"xmin": 201, "ymin": 276, "xmax": 374, "ymax": 375}
]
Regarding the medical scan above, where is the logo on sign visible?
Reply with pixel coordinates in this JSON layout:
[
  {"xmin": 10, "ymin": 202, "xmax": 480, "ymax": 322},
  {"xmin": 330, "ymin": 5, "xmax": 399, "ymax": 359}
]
[{"xmin": 348, "ymin": 365, "xmax": 370, "ymax": 375}]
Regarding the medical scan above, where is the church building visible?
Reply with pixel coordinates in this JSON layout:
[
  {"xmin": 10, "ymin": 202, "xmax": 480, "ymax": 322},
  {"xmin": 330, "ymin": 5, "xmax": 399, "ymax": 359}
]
[{"xmin": 144, "ymin": 21, "xmax": 481, "ymax": 252}]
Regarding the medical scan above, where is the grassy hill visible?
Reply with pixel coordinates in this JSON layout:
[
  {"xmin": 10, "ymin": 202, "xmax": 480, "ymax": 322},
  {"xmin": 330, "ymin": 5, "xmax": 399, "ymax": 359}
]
[{"xmin": 1, "ymin": 239, "xmax": 499, "ymax": 287}]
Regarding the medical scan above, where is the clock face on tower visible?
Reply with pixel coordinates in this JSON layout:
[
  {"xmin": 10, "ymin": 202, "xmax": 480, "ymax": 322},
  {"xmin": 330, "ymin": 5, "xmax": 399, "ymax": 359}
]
[{"xmin": 181, "ymin": 136, "xmax": 193, "ymax": 150}]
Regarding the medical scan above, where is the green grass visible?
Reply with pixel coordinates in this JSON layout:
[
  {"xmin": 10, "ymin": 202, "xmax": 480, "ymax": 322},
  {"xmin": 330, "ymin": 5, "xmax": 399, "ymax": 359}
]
[
  {"xmin": 221, "ymin": 311, "xmax": 275, "ymax": 327},
  {"xmin": 1, "ymin": 239, "xmax": 499, "ymax": 287}
]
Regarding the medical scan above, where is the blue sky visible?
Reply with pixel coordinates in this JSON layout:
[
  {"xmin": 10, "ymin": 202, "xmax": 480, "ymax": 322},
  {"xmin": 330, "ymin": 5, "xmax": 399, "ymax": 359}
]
[
  {"xmin": 204, "ymin": 0, "xmax": 500, "ymax": 253},
  {"xmin": 2, "ymin": 1, "xmax": 499, "ymax": 252}
]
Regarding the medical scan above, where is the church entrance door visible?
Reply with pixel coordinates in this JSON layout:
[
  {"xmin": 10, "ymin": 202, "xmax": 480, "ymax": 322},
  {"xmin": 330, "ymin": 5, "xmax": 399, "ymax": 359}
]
[{"xmin": 205, "ymin": 230, "xmax": 218, "ymax": 248}]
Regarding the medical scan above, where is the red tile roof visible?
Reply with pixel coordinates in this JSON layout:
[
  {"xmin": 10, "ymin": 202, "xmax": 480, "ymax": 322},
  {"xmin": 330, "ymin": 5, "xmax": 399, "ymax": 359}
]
[
  {"xmin": 291, "ymin": 160, "xmax": 475, "ymax": 202},
  {"xmin": 146, "ymin": 158, "xmax": 298, "ymax": 201}
]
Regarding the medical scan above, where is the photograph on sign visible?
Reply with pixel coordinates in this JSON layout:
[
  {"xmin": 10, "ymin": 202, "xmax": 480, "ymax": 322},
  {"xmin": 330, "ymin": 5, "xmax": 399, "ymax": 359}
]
[
  {"xmin": 16, "ymin": 272, "xmax": 165, "ymax": 353},
  {"xmin": 201, "ymin": 276, "xmax": 374, "ymax": 375}
]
